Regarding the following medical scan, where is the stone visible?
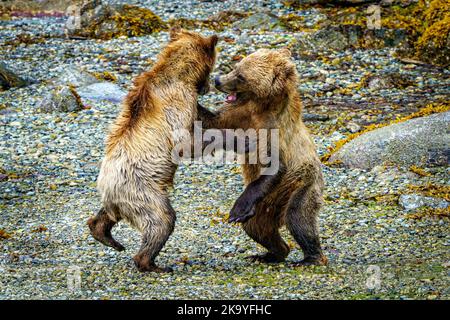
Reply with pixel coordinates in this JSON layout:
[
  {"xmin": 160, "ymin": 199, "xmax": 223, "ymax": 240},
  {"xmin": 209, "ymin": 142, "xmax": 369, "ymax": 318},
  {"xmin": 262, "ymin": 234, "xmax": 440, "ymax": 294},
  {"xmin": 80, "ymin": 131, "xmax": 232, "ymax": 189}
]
[
  {"xmin": 293, "ymin": 25, "xmax": 407, "ymax": 56},
  {"xmin": 237, "ymin": 31, "xmax": 252, "ymax": 45},
  {"xmin": 232, "ymin": 12, "xmax": 285, "ymax": 31},
  {"xmin": 296, "ymin": 26, "xmax": 350, "ymax": 52},
  {"xmin": 366, "ymin": 76, "xmax": 393, "ymax": 90},
  {"xmin": 52, "ymin": 66, "xmax": 98, "ymax": 88},
  {"xmin": 399, "ymin": 194, "xmax": 449, "ymax": 212},
  {"xmin": 365, "ymin": 73, "xmax": 415, "ymax": 91},
  {"xmin": 346, "ymin": 122, "xmax": 361, "ymax": 133},
  {"xmin": 77, "ymin": 82, "xmax": 126, "ymax": 103},
  {"xmin": 303, "ymin": 113, "xmax": 329, "ymax": 122},
  {"xmin": 38, "ymin": 86, "xmax": 84, "ymax": 113},
  {"xmin": 331, "ymin": 112, "xmax": 450, "ymax": 169},
  {"xmin": 0, "ymin": 62, "xmax": 30, "ymax": 90}
]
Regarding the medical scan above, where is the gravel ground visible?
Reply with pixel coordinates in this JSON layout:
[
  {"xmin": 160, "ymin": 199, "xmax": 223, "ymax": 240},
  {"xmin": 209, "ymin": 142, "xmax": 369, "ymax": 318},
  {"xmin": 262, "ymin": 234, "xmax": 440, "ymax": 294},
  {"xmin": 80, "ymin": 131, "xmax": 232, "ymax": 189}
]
[{"xmin": 0, "ymin": 0, "xmax": 449, "ymax": 299}]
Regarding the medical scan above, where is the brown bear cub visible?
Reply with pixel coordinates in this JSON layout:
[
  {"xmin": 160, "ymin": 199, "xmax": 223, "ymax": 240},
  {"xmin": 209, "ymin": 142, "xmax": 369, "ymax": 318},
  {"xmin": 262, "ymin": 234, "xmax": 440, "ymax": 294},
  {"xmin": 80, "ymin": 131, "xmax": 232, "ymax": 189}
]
[
  {"xmin": 198, "ymin": 48, "xmax": 327, "ymax": 266},
  {"xmin": 88, "ymin": 29, "xmax": 218, "ymax": 272}
]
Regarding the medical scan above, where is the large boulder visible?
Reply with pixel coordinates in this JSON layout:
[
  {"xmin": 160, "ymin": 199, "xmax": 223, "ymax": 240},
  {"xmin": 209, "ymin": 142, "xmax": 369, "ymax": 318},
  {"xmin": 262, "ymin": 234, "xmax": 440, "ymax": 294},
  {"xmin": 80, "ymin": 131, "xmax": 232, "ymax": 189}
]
[
  {"xmin": 66, "ymin": 1, "xmax": 166, "ymax": 39},
  {"xmin": 330, "ymin": 112, "xmax": 450, "ymax": 169},
  {"xmin": 0, "ymin": 62, "xmax": 30, "ymax": 90}
]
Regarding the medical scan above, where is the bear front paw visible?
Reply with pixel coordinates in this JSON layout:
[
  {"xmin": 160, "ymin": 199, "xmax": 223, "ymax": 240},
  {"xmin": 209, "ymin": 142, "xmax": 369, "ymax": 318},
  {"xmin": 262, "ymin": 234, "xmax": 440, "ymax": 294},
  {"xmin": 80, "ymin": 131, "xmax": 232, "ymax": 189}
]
[{"xmin": 229, "ymin": 203, "xmax": 256, "ymax": 223}]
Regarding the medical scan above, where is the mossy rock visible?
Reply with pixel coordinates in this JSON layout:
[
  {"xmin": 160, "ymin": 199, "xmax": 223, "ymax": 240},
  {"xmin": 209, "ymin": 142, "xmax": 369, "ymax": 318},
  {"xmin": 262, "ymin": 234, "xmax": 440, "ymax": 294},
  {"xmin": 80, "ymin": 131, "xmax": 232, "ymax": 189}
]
[
  {"xmin": 414, "ymin": 7, "xmax": 450, "ymax": 66},
  {"xmin": 395, "ymin": 0, "xmax": 450, "ymax": 67},
  {"xmin": 68, "ymin": 2, "xmax": 166, "ymax": 40},
  {"xmin": 286, "ymin": 0, "xmax": 448, "ymax": 67}
]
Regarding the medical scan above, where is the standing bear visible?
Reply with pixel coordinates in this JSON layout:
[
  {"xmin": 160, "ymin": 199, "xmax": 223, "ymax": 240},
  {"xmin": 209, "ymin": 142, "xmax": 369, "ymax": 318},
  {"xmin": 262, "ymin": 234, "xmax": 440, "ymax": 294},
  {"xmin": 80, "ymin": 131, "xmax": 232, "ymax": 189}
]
[
  {"xmin": 198, "ymin": 48, "xmax": 327, "ymax": 266},
  {"xmin": 88, "ymin": 29, "xmax": 218, "ymax": 272}
]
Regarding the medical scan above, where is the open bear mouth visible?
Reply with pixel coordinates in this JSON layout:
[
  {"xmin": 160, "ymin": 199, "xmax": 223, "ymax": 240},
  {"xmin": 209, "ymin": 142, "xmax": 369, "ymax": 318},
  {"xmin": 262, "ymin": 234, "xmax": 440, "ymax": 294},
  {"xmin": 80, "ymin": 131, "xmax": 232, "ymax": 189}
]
[{"xmin": 225, "ymin": 92, "xmax": 238, "ymax": 103}]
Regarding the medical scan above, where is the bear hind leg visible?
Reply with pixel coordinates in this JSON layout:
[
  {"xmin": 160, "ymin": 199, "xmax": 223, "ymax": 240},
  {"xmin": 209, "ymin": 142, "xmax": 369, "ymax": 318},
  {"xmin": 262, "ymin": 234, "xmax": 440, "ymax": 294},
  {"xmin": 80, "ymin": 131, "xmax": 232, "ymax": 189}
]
[
  {"xmin": 132, "ymin": 199, "xmax": 176, "ymax": 273},
  {"xmin": 87, "ymin": 207, "xmax": 125, "ymax": 252},
  {"xmin": 286, "ymin": 186, "xmax": 327, "ymax": 266},
  {"xmin": 243, "ymin": 211, "xmax": 289, "ymax": 263}
]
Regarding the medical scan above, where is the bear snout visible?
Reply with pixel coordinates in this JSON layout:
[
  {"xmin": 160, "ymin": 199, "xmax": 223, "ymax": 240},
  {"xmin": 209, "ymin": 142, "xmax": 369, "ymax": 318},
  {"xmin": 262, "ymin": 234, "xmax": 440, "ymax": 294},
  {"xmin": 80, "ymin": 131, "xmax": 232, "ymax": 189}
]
[{"xmin": 214, "ymin": 75, "xmax": 221, "ymax": 87}]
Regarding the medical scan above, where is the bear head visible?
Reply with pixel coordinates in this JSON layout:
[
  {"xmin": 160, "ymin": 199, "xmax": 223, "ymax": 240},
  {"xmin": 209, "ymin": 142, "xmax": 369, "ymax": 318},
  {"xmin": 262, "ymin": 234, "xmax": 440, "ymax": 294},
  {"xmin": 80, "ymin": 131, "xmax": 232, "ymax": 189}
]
[
  {"xmin": 215, "ymin": 48, "xmax": 296, "ymax": 103},
  {"xmin": 163, "ymin": 27, "xmax": 218, "ymax": 95}
]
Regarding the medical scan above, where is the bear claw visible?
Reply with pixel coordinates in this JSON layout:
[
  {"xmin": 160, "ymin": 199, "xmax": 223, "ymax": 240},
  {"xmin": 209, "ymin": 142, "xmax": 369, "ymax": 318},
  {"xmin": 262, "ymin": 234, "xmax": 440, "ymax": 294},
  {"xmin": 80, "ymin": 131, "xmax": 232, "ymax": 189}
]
[{"xmin": 228, "ymin": 206, "xmax": 256, "ymax": 223}]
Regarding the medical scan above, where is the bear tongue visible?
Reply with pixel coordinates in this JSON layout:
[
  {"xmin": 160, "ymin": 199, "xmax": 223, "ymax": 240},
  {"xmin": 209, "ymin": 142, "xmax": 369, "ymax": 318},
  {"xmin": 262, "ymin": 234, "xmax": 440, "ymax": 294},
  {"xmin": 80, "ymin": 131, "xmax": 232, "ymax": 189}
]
[{"xmin": 226, "ymin": 93, "xmax": 237, "ymax": 103}]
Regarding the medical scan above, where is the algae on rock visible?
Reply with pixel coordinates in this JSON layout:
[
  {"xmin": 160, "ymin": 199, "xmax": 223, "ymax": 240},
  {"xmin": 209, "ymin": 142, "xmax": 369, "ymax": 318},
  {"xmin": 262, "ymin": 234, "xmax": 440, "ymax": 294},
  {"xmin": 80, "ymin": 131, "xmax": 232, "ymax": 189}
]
[{"xmin": 67, "ymin": 2, "xmax": 166, "ymax": 40}]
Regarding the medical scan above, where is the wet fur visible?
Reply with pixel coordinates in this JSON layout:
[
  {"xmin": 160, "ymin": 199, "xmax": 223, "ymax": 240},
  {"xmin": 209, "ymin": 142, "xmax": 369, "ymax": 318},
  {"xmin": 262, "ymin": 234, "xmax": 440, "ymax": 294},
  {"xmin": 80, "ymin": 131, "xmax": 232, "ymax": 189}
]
[
  {"xmin": 88, "ymin": 29, "xmax": 218, "ymax": 272},
  {"xmin": 199, "ymin": 49, "xmax": 327, "ymax": 266}
]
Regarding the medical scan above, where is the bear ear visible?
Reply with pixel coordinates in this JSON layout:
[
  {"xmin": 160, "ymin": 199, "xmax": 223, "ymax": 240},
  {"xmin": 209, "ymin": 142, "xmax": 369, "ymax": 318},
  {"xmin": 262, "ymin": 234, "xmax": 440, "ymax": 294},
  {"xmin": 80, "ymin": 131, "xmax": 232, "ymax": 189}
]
[
  {"xmin": 169, "ymin": 26, "xmax": 182, "ymax": 41},
  {"xmin": 205, "ymin": 35, "xmax": 218, "ymax": 56},
  {"xmin": 270, "ymin": 59, "xmax": 295, "ymax": 97},
  {"xmin": 209, "ymin": 35, "xmax": 219, "ymax": 48},
  {"xmin": 278, "ymin": 48, "xmax": 291, "ymax": 58}
]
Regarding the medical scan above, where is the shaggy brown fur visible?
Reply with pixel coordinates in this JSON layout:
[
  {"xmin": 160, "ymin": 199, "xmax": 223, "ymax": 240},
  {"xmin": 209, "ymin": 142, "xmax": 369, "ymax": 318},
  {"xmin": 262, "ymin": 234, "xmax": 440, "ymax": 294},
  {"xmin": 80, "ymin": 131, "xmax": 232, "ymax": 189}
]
[
  {"xmin": 199, "ymin": 48, "xmax": 327, "ymax": 266},
  {"xmin": 88, "ymin": 29, "xmax": 218, "ymax": 272}
]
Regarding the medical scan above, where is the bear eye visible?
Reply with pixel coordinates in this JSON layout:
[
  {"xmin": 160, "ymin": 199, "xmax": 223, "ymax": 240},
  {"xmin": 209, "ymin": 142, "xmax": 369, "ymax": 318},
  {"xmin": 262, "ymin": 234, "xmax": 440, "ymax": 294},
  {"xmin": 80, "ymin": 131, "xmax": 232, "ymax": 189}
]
[{"xmin": 237, "ymin": 74, "xmax": 246, "ymax": 82}]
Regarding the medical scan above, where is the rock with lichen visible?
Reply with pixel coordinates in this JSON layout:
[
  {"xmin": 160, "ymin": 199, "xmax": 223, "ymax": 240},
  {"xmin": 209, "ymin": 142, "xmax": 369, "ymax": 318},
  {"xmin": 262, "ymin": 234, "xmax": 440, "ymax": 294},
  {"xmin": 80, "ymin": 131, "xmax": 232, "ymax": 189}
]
[
  {"xmin": 66, "ymin": 1, "xmax": 166, "ymax": 40},
  {"xmin": 295, "ymin": 25, "xmax": 352, "ymax": 52},
  {"xmin": 330, "ymin": 111, "xmax": 450, "ymax": 169}
]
